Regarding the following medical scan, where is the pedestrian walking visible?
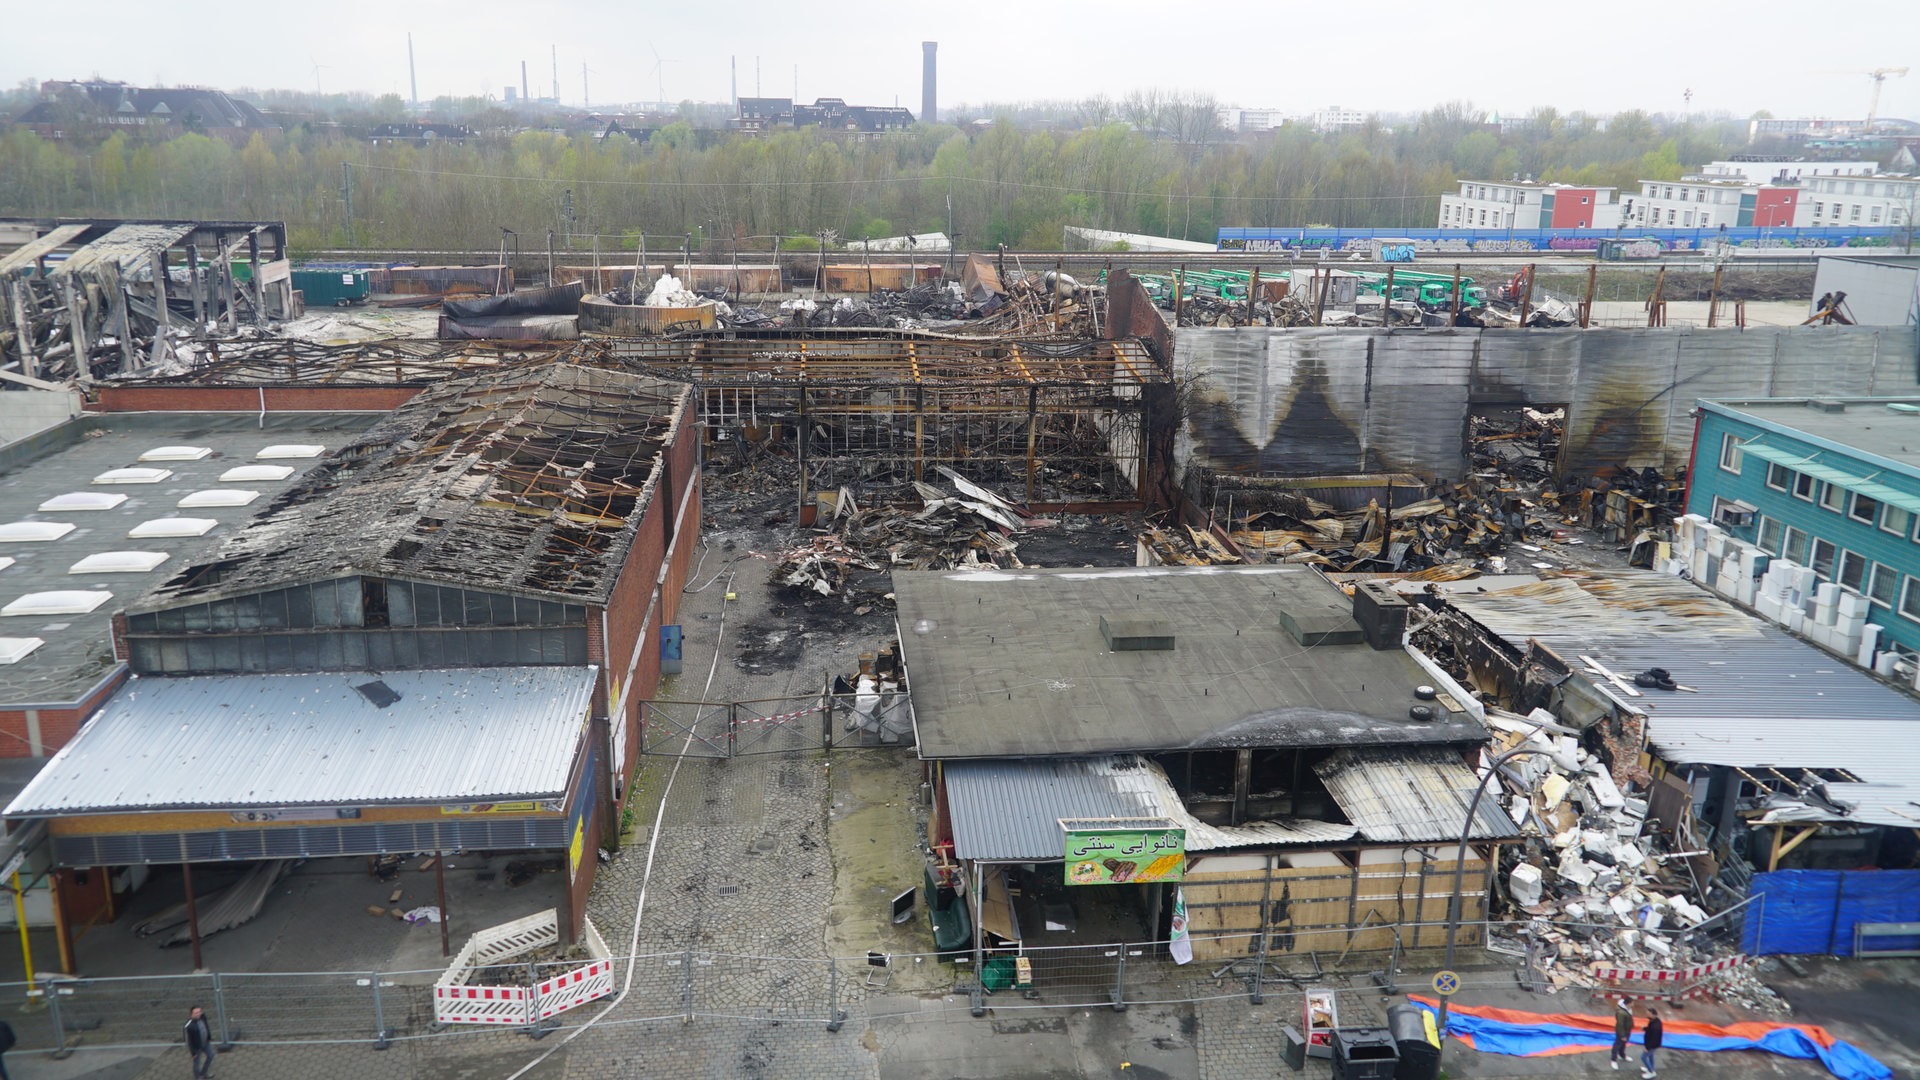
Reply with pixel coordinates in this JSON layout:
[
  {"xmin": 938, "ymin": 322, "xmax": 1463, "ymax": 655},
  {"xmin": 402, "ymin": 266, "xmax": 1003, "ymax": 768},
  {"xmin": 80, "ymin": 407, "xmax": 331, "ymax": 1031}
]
[
  {"xmin": 1640, "ymin": 1006, "xmax": 1664, "ymax": 1079},
  {"xmin": 0, "ymin": 1016, "xmax": 15, "ymax": 1080},
  {"xmin": 1609, "ymin": 999, "xmax": 1634, "ymax": 1070},
  {"xmin": 184, "ymin": 1005, "xmax": 215, "ymax": 1079}
]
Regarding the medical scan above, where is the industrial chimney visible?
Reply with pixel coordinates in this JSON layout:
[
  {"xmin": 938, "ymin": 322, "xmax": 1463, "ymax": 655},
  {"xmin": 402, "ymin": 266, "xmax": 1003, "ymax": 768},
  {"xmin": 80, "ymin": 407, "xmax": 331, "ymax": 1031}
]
[
  {"xmin": 521, "ymin": 61, "xmax": 528, "ymax": 103},
  {"xmin": 921, "ymin": 41, "xmax": 937, "ymax": 124},
  {"xmin": 408, "ymin": 32, "xmax": 418, "ymax": 107}
]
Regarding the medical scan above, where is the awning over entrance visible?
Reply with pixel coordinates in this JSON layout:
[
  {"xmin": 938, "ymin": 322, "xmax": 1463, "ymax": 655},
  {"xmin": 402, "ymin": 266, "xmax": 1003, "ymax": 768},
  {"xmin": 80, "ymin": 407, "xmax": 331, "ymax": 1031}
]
[
  {"xmin": 6, "ymin": 666, "xmax": 598, "ymax": 816},
  {"xmin": 943, "ymin": 755, "xmax": 1355, "ymax": 862}
]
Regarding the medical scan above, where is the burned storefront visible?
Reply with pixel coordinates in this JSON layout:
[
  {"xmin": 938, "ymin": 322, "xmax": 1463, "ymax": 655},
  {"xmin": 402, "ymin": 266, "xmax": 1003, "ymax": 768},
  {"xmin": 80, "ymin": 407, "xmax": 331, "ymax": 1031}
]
[{"xmin": 895, "ymin": 565, "xmax": 1522, "ymax": 971}]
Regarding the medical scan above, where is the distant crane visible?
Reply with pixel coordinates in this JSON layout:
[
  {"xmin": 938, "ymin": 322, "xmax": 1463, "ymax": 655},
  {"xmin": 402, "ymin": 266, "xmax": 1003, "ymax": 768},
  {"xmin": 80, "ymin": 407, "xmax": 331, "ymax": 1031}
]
[{"xmin": 1866, "ymin": 67, "xmax": 1909, "ymax": 132}]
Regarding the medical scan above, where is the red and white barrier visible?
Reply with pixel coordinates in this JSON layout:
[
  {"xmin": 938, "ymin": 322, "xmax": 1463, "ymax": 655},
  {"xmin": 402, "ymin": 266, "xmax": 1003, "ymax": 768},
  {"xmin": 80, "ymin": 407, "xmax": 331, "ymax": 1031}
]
[{"xmin": 434, "ymin": 909, "xmax": 614, "ymax": 1026}]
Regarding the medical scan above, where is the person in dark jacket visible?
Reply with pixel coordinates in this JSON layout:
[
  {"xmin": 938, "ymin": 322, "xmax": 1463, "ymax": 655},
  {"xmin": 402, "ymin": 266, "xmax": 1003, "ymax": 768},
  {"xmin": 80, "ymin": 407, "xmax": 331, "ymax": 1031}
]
[
  {"xmin": 1640, "ymin": 1006, "xmax": 1664, "ymax": 1078},
  {"xmin": 184, "ymin": 1006, "xmax": 214, "ymax": 1079},
  {"xmin": 0, "ymin": 1017, "xmax": 15, "ymax": 1080},
  {"xmin": 1609, "ymin": 999, "xmax": 1634, "ymax": 1069}
]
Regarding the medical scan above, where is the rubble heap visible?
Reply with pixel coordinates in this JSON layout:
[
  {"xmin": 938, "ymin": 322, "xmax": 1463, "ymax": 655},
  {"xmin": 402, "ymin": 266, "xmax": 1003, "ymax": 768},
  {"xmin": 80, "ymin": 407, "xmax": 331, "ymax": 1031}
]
[
  {"xmin": 1483, "ymin": 714, "xmax": 1788, "ymax": 1013},
  {"xmin": 775, "ymin": 470, "xmax": 1029, "ymax": 600}
]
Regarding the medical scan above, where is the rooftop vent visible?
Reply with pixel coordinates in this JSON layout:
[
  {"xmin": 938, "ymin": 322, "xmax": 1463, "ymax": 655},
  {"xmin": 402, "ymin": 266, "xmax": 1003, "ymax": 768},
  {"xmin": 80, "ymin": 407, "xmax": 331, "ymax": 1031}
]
[
  {"xmin": 139, "ymin": 446, "xmax": 213, "ymax": 462},
  {"xmin": 1807, "ymin": 398, "xmax": 1847, "ymax": 413},
  {"xmin": 0, "ymin": 638, "xmax": 45, "ymax": 665},
  {"xmin": 256, "ymin": 444, "xmax": 325, "ymax": 459},
  {"xmin": 40, "ymin": 492, "xmax": 127, "ymax": 512},
  {"xmin": 1277, "ymin": 597, "xmax": 1366, "ymax": 647},
  {"xmin": 0, "ymin": 522, "xmax": 76, "ymax": 543},
  {"xmin": 129, "ymin": 517, "xmax": 218, "ymax": 539},
  {"xmin": 178, "ymin": 489, "xmax": 260, "ymax": 508},
  {"xmin": 3, "ymin": 591, "xmax": 113, "ymax": 617},
  {"xmin": 354, "ymin": 679, "xmax": 403, "ymax": 708},
  {"xmin": 219, "ymin": 465, "xmax": 295, "ymax": 482},
  {"xmin": 1351, "ymin": 580, "xmax": 1411, "ymax": 651},
  {"xmin": 1100, "ymin": 614, "xmax": 1174, "ymax": 651},
  {"xmin": 92, "ymin": 467, "xmax": 173, "ymax": 484}
]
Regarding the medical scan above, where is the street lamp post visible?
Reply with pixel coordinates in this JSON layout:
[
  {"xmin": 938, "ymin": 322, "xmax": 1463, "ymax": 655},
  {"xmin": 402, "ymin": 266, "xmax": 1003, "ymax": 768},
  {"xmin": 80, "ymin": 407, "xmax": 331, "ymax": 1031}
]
[{"xmin": 1437, "ymin": 743, "xmax": 1579, "ymax": 1035}]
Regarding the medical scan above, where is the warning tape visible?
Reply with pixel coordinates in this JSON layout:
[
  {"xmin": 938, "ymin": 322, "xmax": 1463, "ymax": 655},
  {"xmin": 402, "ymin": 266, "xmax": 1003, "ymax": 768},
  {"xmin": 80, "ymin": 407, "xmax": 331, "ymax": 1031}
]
[{"xmin": 737, "ymin": 705, "xmax": 830, "ymax": 725}]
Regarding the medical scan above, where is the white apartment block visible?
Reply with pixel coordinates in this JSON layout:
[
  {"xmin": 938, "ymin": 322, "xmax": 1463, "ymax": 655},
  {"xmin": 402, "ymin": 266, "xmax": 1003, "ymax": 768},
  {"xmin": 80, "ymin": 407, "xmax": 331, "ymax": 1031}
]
[
  {"xmin": 1438, "ymin": 180, "xmax": 1622, "ymax": 230},
  {"xmin": 1312, "ymin": 106, "xmax": 1368, "ymax": 133},
  {"xmin": 1801, "ymin": 175, "xmax": 1920, "ymax": 229},
  {"xmin": 1625, "ymin": 179, "xmax": 1801, "ymax": 230},
  {"xmin": 1219, "ymin": 108, "xmax": 1288, "ymax": 133},
  {"xmin": 1697, "ymin": 159, "xmax": 1879, "ymax": 183}
]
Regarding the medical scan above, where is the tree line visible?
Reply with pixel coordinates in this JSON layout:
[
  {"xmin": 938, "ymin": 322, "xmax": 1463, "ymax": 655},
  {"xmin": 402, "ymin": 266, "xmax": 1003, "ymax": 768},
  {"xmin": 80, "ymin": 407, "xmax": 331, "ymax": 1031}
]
[{"xmin": 0, "ymin": 97, "xmax": 1757, "ymax": 254}]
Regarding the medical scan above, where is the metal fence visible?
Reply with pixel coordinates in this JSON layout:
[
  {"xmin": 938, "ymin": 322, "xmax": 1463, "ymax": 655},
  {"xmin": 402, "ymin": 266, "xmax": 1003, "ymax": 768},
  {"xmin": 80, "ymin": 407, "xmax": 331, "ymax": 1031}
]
[{"xmin": 1, "ymin": 920, "xmax": 1754, "ymax": 1056}]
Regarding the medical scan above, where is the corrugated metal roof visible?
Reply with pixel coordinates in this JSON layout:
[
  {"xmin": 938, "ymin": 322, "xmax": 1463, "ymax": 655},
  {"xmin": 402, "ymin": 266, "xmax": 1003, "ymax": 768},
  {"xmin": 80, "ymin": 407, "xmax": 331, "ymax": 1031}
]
[
  {"xmin": 1315, "ymin": 746, "xmax": 1520, "ymax": 844},
  {"xmin": 5, "ymin": 666, "xmax": 597, "ymax": 815},
  {"xmin": 1436, "ymin": 570, "xmax": 1920, "ymax": 807},
  {"xmin": 944, "ymin": 755, "xmax": 1355, "ymax": 861}
]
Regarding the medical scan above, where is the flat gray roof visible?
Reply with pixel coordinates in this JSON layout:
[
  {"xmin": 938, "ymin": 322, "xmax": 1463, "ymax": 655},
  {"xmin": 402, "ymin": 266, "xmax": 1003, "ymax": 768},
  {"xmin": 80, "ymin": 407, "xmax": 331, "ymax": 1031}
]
[
  {"xmin": 1702, "ymin": 398, "xmax": 1920, "ymax": 475},
  {"xmin": 0, "ymin": 412, "xmax": 377, "ymax": 710},
  {"xmin": 6, "ymin": 666, "xmax": 597, "ymax": 815},
  {"xmin": 897, "ymin": 566, "xmax": 1485, "ymax": 759}
]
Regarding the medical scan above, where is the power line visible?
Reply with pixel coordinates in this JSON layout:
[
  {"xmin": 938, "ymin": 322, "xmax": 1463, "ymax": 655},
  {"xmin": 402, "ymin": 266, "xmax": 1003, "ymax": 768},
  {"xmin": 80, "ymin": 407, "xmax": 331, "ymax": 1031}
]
[{"xmin": 347, "ymin": 160, "xmax": 1446, "ymax": 204}]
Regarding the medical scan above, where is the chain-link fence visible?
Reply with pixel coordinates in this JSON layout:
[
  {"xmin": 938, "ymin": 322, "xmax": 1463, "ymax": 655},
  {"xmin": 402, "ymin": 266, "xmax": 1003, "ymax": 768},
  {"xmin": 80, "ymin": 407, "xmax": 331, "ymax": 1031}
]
[{"xmin": 0, "ymin": 917, "xmax": 1752, "ymax": 1055}]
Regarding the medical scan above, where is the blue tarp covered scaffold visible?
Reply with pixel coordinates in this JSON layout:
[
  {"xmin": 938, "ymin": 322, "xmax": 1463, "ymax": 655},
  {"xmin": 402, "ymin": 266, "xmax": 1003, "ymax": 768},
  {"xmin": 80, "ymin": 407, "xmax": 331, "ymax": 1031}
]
[{"xmin": 1743, "ymin": 869, "xmax": 1920, "ymax": 956}]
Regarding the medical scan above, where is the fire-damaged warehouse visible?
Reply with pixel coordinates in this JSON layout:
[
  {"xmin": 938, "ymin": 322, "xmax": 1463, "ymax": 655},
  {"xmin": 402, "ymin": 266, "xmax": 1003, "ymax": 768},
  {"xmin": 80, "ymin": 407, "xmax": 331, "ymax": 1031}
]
[{"xmin": 3, "ymin": 363, "xmax": 699, "ymax": 965}]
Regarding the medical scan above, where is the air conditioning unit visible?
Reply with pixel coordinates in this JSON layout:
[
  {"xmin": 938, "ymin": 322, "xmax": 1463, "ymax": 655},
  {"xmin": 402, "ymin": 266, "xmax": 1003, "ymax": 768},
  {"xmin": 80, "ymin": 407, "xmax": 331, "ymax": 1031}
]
[{"xmin": 1713, "ymin": 500, "xmax": 1758, "ymax": 529}]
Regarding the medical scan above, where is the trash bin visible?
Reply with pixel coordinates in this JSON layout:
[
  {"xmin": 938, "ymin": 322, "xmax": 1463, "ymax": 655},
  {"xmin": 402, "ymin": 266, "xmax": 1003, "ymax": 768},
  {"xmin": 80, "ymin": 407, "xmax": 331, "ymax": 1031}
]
[
  {"xmin": 1281, "ymin": 1025, "xmax": 1307, "ymax": 1071},
  {"xmin": 1332, "ymin": 1027, "xmax": 1400, "ymax": 1080},
  {"xmin": 1386, "ymin": 1004, "xmax": 1441, "ymax": 1080}
]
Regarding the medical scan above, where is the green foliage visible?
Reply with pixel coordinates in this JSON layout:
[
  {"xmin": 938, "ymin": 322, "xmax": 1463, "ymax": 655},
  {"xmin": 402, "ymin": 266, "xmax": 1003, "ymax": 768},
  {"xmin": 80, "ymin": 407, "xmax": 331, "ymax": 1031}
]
[{"xmin": 0, "ymin": 103, "xmax": 1753, "ymax": 250}]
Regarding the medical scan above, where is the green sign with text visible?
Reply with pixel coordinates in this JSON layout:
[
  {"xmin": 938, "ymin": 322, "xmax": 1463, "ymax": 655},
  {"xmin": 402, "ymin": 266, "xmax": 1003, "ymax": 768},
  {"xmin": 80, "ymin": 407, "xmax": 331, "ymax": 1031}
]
[{"xmin": 1064, "ymin": 827, "xmax": 1186, "ymax": 886}]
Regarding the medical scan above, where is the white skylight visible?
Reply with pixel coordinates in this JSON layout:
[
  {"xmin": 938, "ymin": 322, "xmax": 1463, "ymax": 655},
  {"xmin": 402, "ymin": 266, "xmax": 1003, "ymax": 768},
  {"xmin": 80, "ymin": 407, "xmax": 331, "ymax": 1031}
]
[
  {"xmin": 92, "ymin": 467, "xmax": 174, "ymax": 485},
  {"xmin": 0, "ymin": 522, "xmax": 77, "ymax": 543},
  {"xmin": 129, "ymin": 518, "xmax": 218, "ymax": 539},
  {"xmin": 219, "ymin": 465, "xmax": 295, "ymax": 482},
  {"xmin": 256, "ymin": 444, "xmax": 325, "ymax": 459},
  {"xmin": 0, "ymin": 638, "xmax": 45, "ymax": 664},
  {"xmin": 69, "ymin": 551, "xmax": 170, "ymax": 574},
  {"xmin": 139, "ymin": 446, "xmax": 213, "ymax": 462},
  {"xmin": 178, "ymin": 489, "xmax": 260, "ymax": 508},
  {"xmin": 2, "ymin": 591, "xmax": 113, "ymax": 616},
  {"xmin": 39, "ymin": 492, "xmax": 128, "ymax": 512},
  {"xmin": 0, "ymin": 557, "xmax": 13, "ymax": 573}
]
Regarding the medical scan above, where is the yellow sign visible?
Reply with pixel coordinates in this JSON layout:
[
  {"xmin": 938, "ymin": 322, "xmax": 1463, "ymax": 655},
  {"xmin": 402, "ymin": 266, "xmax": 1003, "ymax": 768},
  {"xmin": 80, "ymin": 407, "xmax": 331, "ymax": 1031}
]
[{"xmin": 568, "ymin": 818, "xmax": 585, "ymax": 883}]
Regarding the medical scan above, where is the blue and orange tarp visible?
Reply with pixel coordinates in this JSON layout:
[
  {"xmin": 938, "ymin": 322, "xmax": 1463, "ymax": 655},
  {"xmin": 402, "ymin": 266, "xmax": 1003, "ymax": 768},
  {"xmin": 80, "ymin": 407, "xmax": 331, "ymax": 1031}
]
[{"xmin": 1406, "ymin": 996, "xmax": 1890, "ymax": 1080}]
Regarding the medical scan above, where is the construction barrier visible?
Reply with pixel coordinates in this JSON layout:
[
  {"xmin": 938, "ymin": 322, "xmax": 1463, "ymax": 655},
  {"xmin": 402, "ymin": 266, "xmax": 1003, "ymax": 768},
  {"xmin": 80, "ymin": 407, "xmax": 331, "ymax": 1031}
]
[{"xmin": 1593, "ymin": 955, "xmax": 1749, "ymax": 1002}]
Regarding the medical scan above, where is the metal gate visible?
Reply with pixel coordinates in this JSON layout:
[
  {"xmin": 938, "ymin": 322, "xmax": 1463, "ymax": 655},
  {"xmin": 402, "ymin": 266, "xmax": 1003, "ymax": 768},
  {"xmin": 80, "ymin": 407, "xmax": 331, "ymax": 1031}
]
[{"xmin": 641, "ymin": 692, "xmax": 910, "ymax": 758}]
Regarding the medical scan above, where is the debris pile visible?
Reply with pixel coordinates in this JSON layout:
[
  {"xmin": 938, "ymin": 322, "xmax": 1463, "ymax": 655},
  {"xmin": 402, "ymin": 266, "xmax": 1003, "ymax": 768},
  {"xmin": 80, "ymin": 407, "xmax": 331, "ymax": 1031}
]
[
  {"xmin": 775, "ymin": 469, "xmax": 1029, "ymax": 600},
  {"xmin": 1484, "ymin": 714, "xmax": 1786, "ymax": 1012}
]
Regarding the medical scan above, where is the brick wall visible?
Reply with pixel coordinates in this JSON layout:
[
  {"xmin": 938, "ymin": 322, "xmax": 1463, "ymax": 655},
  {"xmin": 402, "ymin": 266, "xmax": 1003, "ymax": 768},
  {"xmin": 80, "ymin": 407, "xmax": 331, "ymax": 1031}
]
[
  {"xmin": 0, "ymin": 668, "xmax": 130, "ymax": 759},
  {"xmin": 92, "ymin": 386, "xmax": 423, "ymax": 413}
]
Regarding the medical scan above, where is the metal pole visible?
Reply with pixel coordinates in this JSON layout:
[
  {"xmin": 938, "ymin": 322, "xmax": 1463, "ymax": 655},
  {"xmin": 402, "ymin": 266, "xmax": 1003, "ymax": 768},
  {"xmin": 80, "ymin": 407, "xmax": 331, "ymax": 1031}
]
[
  {"xmin": 1437, "ymin": 745, "xmax": 1562, "ymax": 1034},
  {"xmin": 11, "ymin": 872, "xmax": 35, "ymax": 989},
  {"xmin": 1113, "ymin": 942, "xmax": 1127, "ymax": 1012},
  {"xmin": 370, "ymin": 971, "xmax": 392, "ymax": 1050},
  {"xmin": 436, "ymin": 852, "xmax": 451, "ymax": 957},
  {"xmin": 45, "ymin": 980, "xmax": 67, "ymax": 1058},
  {"xmin": 825, "ymin": 957, "xmax": 847, "ymax": 1032},
  {"xmin": 969, "ymin": 861, "xmax": 985, "ymax": 1017},
  {"xmin": 182, "ymin": 861, "xmax": 204, "ymax": 972},
  {"xmin": 211, "ymin": 971, "xmax": 235, "ymax": 1049}
]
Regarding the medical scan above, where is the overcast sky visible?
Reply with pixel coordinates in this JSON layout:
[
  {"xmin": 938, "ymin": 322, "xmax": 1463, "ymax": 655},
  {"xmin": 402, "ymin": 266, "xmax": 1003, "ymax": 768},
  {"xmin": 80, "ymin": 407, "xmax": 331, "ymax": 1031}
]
[{"xmin": 4, "ymin": 1, "xmax": 1916, "ymax": 123}]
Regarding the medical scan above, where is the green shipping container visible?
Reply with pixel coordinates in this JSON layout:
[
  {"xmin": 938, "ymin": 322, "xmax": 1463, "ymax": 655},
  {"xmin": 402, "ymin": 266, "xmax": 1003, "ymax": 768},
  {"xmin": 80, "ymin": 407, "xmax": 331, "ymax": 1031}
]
[{"xmin": 291, "ymin": 268, "xmax": 372, "ymax": 306}]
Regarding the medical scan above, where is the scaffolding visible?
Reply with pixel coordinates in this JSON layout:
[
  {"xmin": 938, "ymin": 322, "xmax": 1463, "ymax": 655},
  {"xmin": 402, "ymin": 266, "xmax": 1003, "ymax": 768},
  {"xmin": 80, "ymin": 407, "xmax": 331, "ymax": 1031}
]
[{"xmin": 610, "ymin": 331, "xmax": 1169, "ymax": 509}]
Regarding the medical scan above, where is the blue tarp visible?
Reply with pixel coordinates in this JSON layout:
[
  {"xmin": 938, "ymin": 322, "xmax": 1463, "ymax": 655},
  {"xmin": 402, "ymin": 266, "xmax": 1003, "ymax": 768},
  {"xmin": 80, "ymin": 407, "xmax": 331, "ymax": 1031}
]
[
  {"xmin": 1745, "ymin": 869, "xmax": 1920, "ymax": 956},
  {"xmin": 1406, "ymin": 1000, "xmax": 1891, "ymax": 1080}
]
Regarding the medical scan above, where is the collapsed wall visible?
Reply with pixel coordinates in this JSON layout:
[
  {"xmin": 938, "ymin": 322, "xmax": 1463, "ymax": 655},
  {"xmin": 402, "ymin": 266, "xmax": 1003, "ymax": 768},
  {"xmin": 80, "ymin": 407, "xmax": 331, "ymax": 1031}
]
[{"xmin": 1174, "ymin": 325, "xmax": 1920, "ymax": 483}]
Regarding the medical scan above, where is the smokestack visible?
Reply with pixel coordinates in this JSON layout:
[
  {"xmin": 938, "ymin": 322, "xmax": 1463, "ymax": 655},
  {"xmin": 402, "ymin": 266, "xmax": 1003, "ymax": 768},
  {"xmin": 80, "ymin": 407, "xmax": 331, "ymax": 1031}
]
[
  {"xmin": 408, "ymin": 32, "xmax": 418, "ymax": 107},
  {"xmin": 731, "ymin": 55, "xmax": 737, "ymax": 112},
  {"xmin": 551, "ymin": 45, "xmax": 558, "ymax": 103},
  {"xmin": 521, "ymin": 61, "xmax": 528, "ymax": 103},
  {"xmin": 922, "ymin": 41, "xmax": 937, "ymax": 124},
  {"xmin": 583, "ymin": 63, "xmax": 589, "ymax": 109}
]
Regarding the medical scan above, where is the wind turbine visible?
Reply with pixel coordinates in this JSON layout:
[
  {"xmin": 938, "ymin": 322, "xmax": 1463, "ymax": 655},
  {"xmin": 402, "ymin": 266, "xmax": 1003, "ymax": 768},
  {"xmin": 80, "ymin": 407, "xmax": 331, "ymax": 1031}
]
[
  {"xmin": 309, "ymin": 55, "xmax": 330, "ymax": 96},
  {"xmin": 649, "ymin": 46, "xmax": 681, "ymax": 109}
]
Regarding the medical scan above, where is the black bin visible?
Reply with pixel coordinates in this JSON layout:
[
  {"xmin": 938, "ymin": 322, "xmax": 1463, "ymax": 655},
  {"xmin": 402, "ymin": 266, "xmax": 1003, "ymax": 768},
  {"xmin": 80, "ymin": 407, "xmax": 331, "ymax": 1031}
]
[
  {"xmin": 1281, "ymin": 1024, "xmax": 1307, "ymax": 1071},
  {"xmin": 1386, "ymin": 1004, "xmax": 1442, "ymax": 1080},
  {"xmin": 1332, "ymin": 1026, "xmax": 1400, "ymax": 1080}
]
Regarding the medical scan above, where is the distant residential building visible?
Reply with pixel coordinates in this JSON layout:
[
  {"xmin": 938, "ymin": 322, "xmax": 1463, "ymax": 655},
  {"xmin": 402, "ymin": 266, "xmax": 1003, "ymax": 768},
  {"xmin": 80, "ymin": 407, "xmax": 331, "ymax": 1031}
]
[
  {"xmin": 1697, "ymin": 158, "xmax": 1880, "ymax": 183},
  {"xmin": 1625, "ymin": 178, "xmax": 1803, "ymax": 230},
  {"xmin": 1437, "ymin": 180, "xmax": 1622, "ymax": 230},
  {"xmin": 18, "ymin": 79, "xmax": 280, "ymax": 142},
  {"xmin": 1311, "ymin": 105, "xmax": 1367, "ymax": 133},
  {"xmin": 730, "ymin": 96, "xmax": 913, "ymax": 136},
  {"xmin": 367, "ymin": 122, "xmax": 473, "ymax": 147},
  {"xmin": 1800, "ymin": 174, "xmax": 1920, "ymax": 229},
  {"xmin": 1219, "ymin": 108, "xmax": 1288, "ymax": 133},
  {"xmin": 1750, "ymin": 117, "xmax": 1871, "ymax": 141}
]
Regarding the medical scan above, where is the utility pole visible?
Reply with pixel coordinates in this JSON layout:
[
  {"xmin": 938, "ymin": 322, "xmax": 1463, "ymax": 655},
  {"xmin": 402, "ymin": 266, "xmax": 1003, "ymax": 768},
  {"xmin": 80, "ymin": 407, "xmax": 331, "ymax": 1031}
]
[{"xmin": 582, "ymin": 63, "xmax": 589, "ymax": 109}]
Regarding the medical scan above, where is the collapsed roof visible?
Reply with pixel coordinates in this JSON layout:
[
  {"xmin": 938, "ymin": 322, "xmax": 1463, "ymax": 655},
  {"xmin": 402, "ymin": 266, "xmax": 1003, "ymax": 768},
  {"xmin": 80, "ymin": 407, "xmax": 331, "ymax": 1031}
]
[{"xmin": 134, "ymin": 363, "xmax": 690, "ymax": 610}]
